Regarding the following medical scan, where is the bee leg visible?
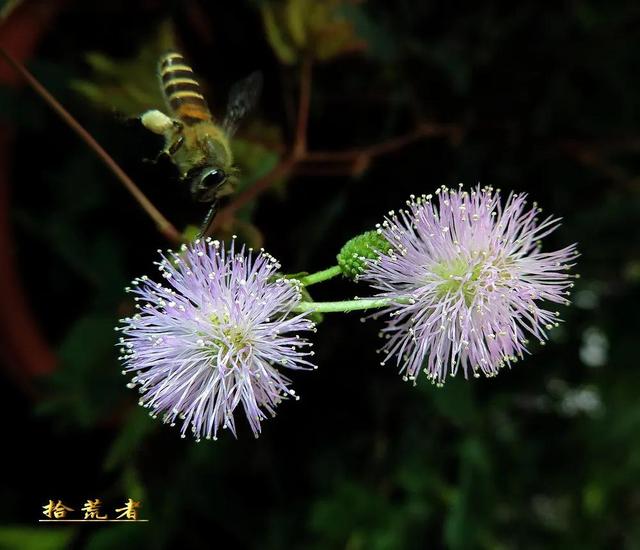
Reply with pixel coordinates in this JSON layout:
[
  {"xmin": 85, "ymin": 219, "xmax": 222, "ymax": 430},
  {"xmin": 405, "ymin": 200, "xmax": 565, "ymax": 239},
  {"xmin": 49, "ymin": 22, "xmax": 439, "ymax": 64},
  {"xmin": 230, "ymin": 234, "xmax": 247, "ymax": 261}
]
[
  {"xmin": 142, "ymin": 147, "xmax": 174, "ymax": 165},
  {"xmin": 141, "ymin": 111, "xmax": 184, "ymax": 162},
  {"xmin": 141, "ymin": 149, "xmax": 168, "ymax": 165},
  {"xmin": 167, "ymin": 135, "xmax": 184, "ymax": 156},
  {"xmin": 198, "ymin": 203, "xmax": 218, "ymax": 238}
]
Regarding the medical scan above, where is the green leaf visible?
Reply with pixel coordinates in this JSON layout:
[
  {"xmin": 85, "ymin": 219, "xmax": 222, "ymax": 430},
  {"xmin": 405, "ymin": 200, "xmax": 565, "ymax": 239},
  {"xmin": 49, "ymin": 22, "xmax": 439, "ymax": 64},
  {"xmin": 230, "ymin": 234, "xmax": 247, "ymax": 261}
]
[
  {"xmin": 232, "ymin": 138, "xmax": 281, "ymax": 190},
  {"xmin": 424, "ymin": 376, "xmax": 476, "ymax": 427},
  {"xmin": 104, "ymin": 407, "xmax": 156, "ymax": 472},
  {"xmin": 339, "ymin": 3, "xmax": 398, "ymax": 62},
  {"xmin": 444, "ymin": 437, "xmax": 493, "ymax": 550},
  {"xmin": 285, "ymin": 0, "xmax": 308, "ymax": 48},
  {"xmin": 122, "ymin": 465, "xmax": 146, "ymax": 503},
  {"xmin": 84, "ymin": 523, "xmax": 147, "ymax": 550},
  {"xmin": 182, "ymin": 225, "xmax": 201, "ymax": 242},
  {"xmin": 0, "ymin": 526, "xmax": 74, "ymax": 550},
  {"xmin": 261, "ymin": 4, "xmax": 299, "ymax": 64},
  {"xmin": 70, "ymin": 22, "xmax": 174, "ymax": 115},
  {"xmin": 37, "ymin": 315, "xmax": 123, "ymax": 428}
]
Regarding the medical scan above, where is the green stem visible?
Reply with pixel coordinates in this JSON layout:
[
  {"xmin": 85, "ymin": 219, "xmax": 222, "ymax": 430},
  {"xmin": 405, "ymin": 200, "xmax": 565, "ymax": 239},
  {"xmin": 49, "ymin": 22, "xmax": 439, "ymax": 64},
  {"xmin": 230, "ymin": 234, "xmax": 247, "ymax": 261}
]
[
  {"xmin": 296, "ymin": 265, "xmax": 342, "ymax": 286},
  {"xmin": 293, "ymin": 297, "xmax": 407, "ymax": 313}
]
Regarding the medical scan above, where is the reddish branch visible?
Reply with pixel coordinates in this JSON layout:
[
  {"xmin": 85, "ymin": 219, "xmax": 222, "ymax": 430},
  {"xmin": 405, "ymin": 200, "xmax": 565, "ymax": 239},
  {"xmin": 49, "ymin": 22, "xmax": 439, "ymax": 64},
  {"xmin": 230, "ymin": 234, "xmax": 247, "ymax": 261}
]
[
  {"xmin": 560, "ymin": 139, "xmax": 640, "ymax": 190},
  {"xmin": 297, "ymin": 122, "xmax": 463, "ymax": 178},
  {"xmin": 0, "ymin": 126, "xmax": 57, "ymax": 384},
  {"xmin": 0, "ymin": 47, "xmax": 183, "ymax": 244},
  {"xmin": 212, "ymin": 60, "xmax": 464, "ymax": 233},
  {"xmin": 211, "ymin": 157, "xmax": 297, "ymax": 232},
  {"xmin": 0, "ymin": 0, "xmax": 66, "ymax": 383},
  {"xmin": 293, "ymin": 56, "xmax": 312, "ymax": 158},
  {"xmin": 303, "ymin": 122, "xmax": 463, "ymax": 162}
]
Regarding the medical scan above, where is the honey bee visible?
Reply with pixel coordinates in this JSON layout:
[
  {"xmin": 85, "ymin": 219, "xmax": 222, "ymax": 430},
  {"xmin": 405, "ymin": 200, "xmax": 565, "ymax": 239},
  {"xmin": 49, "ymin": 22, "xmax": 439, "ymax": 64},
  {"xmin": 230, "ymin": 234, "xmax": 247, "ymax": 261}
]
[{"xmin": 141, "ymin": 51, "xmax": 262, "ymax": 234}]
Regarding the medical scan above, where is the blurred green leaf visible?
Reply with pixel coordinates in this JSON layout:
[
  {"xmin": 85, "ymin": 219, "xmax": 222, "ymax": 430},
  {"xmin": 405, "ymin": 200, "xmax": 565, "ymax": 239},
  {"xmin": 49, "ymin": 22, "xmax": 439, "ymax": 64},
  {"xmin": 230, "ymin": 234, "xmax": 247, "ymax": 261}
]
[
  {"xmin": 260, "ymin": 0, "xmax": 367, "ymax": 64},
  {"xmin": 232, "ymin": 138, "xmax": 281, "ymax": 191},
  {"xmin": 104, "ymin": 407, "xmax": 156, "ymax": 472},
  {"xmin": 444, "ymin": 437, "xmax": 493, "ymax": 550},
  {"xmin": 122, "ymin": 465, "xmax": 146, "ymax": 503},
  {"xmin": 0, "ymin": 527, "xmax": 74, "ymax": 550},
  {"xmin": 231, "ymin": 137, "xmax": 282, "ymax": 221},
  {"xmin": 71, "ymin": 21, "xmax": 174, "ymax": 115},
  {"xmin": 309, "ymin": 481, "xmax": 399, "ymax": 550},
  {"xmin": 37, "ymin": 315, "xmax": 123, "ymax": 428},
  {"xmin": 261, "ymin": 2, "xmax": 299, "ymax": 64},
  {"xmin": 84, "ymin": 523, "xmax": 147, "ymax": 550},
  {"xmin": 424, "ymin": 376, "xmax": 476, "ymax": 427}
]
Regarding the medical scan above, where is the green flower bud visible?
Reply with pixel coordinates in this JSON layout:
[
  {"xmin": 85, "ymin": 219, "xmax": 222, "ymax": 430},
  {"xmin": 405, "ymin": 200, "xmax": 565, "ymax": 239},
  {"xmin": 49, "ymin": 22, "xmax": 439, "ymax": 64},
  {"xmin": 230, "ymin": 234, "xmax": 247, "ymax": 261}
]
[{"xmin": 337, "ymin": 230, "xmax": 390, "ymax": 280}]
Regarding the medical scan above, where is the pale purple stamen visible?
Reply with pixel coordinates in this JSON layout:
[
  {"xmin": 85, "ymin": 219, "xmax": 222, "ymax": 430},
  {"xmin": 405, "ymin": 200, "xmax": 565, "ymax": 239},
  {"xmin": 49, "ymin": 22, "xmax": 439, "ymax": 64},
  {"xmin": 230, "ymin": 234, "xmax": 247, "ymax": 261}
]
[
  {"xmin": 361, "ymin": 185, "xmax": 578, "ymax": 385},
  {"xmin": 117, "ymin": 238, "xmax": 316, "ymax": 440}
]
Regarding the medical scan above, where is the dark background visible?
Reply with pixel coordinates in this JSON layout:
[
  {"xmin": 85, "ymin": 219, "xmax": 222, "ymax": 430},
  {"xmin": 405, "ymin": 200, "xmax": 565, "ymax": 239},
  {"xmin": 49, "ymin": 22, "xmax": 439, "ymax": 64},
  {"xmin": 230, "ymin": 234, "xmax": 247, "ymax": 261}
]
[{"xmin": 1, "ymin": 1, "xmax": 639, "ymax": 548}]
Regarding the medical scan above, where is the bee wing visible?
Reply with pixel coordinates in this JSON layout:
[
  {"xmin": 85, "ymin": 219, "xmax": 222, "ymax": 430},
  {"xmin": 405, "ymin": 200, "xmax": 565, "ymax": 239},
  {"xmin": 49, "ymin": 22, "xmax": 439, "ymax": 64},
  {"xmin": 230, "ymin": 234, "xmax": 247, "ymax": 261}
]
[{"xmin": 222, "ymin": 71, "xmax": 263, "ymax": 136}]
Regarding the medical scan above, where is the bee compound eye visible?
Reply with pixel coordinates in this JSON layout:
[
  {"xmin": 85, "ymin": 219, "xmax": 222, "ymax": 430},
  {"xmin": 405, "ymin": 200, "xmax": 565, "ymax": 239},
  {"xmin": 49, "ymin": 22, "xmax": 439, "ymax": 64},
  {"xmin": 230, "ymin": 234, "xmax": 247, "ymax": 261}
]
[{"xmin": 200, "ymin": 168, "xmax": 226, "ymax": 188}]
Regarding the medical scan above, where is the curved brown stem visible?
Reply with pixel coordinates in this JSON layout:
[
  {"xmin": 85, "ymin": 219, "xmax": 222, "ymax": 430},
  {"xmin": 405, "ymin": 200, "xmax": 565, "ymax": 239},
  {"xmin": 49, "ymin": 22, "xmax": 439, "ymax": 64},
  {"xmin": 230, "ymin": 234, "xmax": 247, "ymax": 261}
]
[
  {"xmin": 213, "ymin": 121, "xmax": 463, "ymax": 232},
  {"xmin": 211, "ymin": 50, "xmax": 464, "ymax": 235},
  {"xmin": 293, "ymin": 56, "xmax": 312, "ymax": 158},
  {"xmin": 303, "ymin": 122, "xmax": 463, "ymax": 162},
  {"xmin": 0, "ymin": 47, "xmax": 183, "ymax": 244},
  {"xmin": 209, "ymin": 157, "xmax": 297, "ymax": 234},
  {"xmin": 0, "ymin": 0, "xmax": 68, "ymax": 385}
]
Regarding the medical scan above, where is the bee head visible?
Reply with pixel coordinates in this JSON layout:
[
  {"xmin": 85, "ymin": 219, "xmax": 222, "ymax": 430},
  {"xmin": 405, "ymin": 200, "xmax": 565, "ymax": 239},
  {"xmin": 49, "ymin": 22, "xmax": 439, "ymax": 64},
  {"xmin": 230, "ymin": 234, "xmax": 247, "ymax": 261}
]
[{"xmin": 188, "ymin": 166, "xmax": 228, "ymax": 203}]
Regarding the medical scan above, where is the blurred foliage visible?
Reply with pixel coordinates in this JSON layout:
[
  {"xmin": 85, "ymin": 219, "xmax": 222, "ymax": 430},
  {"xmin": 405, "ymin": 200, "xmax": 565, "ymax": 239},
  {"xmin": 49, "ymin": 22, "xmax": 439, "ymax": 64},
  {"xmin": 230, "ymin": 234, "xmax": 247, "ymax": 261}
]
[
  {"xmin": 0, "ymin": 526, "xmax": 74, "ymax": 550},
  {"xmin": 71, "ymin": 23, "xmax": 286, "ymax": 244},
  {"xmin": 70, "ymin": 21, "xmax": 175, "ymax": 116},
  {"xmin": 260, "ymin": 0, "xmax": 367, "ymax": 63},
  {"xmin": 2, "ymin": 1, "xmax": 640, "ymax": 549}
]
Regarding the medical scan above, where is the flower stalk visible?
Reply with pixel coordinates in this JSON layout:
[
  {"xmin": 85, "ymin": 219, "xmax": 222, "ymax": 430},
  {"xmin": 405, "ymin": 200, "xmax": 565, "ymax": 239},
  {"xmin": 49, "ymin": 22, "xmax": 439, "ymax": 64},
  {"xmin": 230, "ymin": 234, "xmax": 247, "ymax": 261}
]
[
  {"xmin": 296, "ymin": 265, "xmax": 342, "ymax": 286},
  {"xmin": 117, "ymin": 185, "xmax": 578, "ymax": 442},
  {"xmin": 293, "ymin": 296, "xmax": 410, "ymax": 314}
]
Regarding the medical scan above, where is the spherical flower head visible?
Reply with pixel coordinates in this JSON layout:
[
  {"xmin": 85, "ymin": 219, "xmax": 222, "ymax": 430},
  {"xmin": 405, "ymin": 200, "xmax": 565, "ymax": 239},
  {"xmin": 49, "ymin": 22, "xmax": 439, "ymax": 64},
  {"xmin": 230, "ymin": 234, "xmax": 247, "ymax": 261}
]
[
  {"xmin": 361, "ymin": 185, "xmax": 578, "ymax": 386},
  {"xmin": 117, "ymin": 238, "xmax": 317, "ymax": 440}
]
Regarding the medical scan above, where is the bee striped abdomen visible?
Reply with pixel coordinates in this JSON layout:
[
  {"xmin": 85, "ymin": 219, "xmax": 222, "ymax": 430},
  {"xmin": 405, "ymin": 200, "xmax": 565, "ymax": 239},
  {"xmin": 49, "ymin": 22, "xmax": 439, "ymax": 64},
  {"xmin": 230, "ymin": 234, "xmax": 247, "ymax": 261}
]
[{"xmin": 159, "ymin": 52, "xmax": 211, "ymax": 124}]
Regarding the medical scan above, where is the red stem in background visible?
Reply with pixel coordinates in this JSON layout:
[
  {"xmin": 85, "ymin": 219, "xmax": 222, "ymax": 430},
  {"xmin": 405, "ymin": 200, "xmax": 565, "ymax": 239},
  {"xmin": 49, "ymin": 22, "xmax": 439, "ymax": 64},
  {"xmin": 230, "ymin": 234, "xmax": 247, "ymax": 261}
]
[
  {"xmin": 210, "ymin": 156, "xmax": 297, "ymax": 233},
  {"xmin": 0, "ymin": 0, "xmax": 65, "ymax": 381},
  {"xmin": 211, "ymin": 56, "xmax": 465, "ymax": 234},
  {"xmin": 0, "ymin": 125, "xmax": 57, "ymax": 382},
  {"xmin": 293, "ymin": 57, "xmax": 312, "ymax": 158}
]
